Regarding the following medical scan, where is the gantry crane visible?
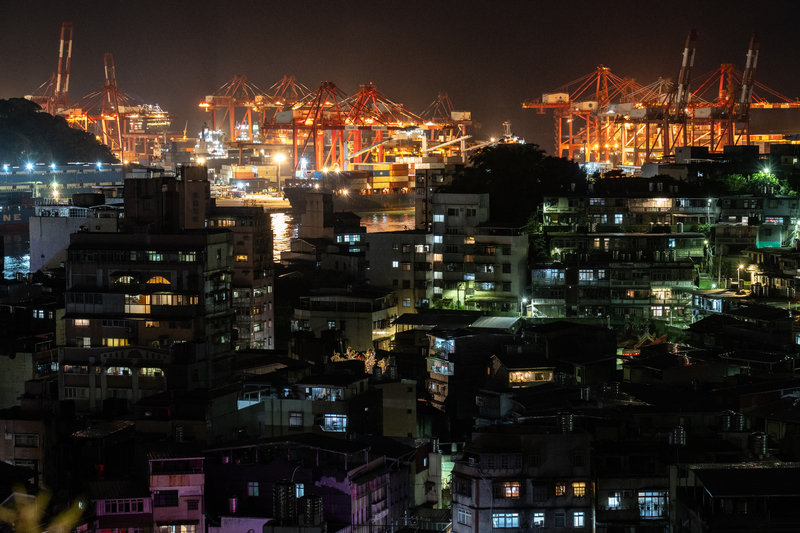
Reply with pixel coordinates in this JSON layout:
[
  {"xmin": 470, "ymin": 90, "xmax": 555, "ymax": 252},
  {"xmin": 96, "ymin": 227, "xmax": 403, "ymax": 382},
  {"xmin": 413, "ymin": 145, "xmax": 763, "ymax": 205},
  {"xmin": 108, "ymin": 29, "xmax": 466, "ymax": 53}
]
[
  {"xmin": 523, "ymin": 66, "xmax": 644, "ymax": 163},
  {"xmin": 199, "ymin": 74, "xmax": 270, "ymax": 142},
  {"xmin": 262, "ymin": 82, "xmax": 425, "ymax": 171},
  {"xmin": 525, "ymin": 32, "xmax": 800, "ymax": 167},
  {"xmin": 68, "ymin": 53, "xmax": 172, "ymax": 162}
]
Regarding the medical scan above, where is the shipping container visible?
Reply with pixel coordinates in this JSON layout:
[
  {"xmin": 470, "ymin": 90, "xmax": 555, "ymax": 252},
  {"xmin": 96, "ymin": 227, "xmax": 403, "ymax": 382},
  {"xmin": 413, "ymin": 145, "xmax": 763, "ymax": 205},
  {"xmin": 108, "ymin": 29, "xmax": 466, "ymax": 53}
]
[
  {"xmin": 450, "ymin": 111, "xmax": 472, "ymax": 121},
  {"xmin": 543, "ymin": 93, "xmax": 569, "ymax": 104}
]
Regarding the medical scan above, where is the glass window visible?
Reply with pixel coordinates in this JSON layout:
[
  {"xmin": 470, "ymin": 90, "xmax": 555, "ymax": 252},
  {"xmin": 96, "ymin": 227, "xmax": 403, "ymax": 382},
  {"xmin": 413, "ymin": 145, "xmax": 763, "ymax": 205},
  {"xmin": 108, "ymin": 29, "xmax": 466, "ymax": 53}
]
[
  {"xmin": 639, "ymin": 491, "xmax": 667, "ymax": 519},
  {"xmin": 492, "ymin": 513, "xmax": 519, "ymax": 528},
  {"xmin": 296, "ymin": 484, "xmax": 304, "ymax": 498},
  {"xmin": 555, "ymin": 484, "xmax": 566, "ymax": 496},
  {"xmin": 555, "ymin": 510, "xmax": 566, "ymax": 527},
  {"xmin": 289, "ymin": 412, "xmax": 303, "ymax": 427},
  {"xmin": 503, "ymin": 482, "xmax": 520, "ymax": 498},
  {"xmin": 574, "ymin": 511, "xmax": 585, "ymax": 528},
  {"xmin": 248, "ymin": 481, "xmax": 259, "ymax": 497},
  {"xmin": 457, "ymin": 509, "xmax": 472, "ymax": 526},
  {"xmin": 533, "ymin": 512, "xmax": 545, "ymax": 526},
  {"xmin": 403, "ymin": 298, "xmax": 411, "ymax": 307},
  {"xmin": 153, "ymin": 491, "xmax": 178, "ymax": 507},
  {"xmin": 322, "ymin": 414, "xmax": 347, "ymax": 432},
  {"xmin": 573, "ymin": 482, "xmax": 586, "ymax": 497},
  {"xmin": 392, "ymin": 261, "xmax": 399, "ymax": 268},
  {"xmin": 608, "ymin": 492, "xmax": 621, "ymax": 508}
]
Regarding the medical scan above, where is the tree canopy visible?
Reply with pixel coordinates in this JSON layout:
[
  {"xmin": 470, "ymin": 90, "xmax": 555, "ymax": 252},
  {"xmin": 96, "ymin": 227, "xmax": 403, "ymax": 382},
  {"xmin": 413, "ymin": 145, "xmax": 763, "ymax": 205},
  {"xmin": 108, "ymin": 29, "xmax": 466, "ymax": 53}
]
[
  {"xmin": 0, "ymin": 98, "xmax": 117, "ymax": 165},
  {"xmin": 439, "ymin": 143, "xmax": 587, "ymax": 225}
]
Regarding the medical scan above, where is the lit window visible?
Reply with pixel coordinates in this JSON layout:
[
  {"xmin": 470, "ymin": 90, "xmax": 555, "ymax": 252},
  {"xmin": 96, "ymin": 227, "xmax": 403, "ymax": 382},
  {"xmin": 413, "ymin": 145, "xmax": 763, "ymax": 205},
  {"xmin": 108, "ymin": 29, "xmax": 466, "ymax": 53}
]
[
  {"xmin": 572, "ymin": 482, "xmax": 586, "ymax": 497},
  {"xmin": 533, "ymin": 512, "xmax": 544, "ymax": 526},
  {"xmin": 608, "ymin": 492, "xmax": 621, "ymax": 508},
  {"xmin": 615, "ymin": 214, "xmax": 623, "ymax": 224},
  {"xmin": 74, "ymin": 319, "xmax": 90, "ymax": 327},
  {"xmin": 433, "ymin": 214, "xmax": 444, "ymax": 222},
  {"xmin": 146, "ymin": 251, "xmax": 163, "ymax": 262},
  {"xmin": 638, "ymin": 491, "xmax": 667, "ymax": 519},
  {"xmin": 146, "ymin": 276, "xmax": 170, "ymax": 285},
  {"xmin": 392, "ymin": 261, "xmax": 399, "ymax": 268},
  {"xmin": 102, "ymin": 338, "xmax": 130, "ymax": 347},
  {"xmin": 402, "ymin": 262, "xmax": 411, "ymax": 271},
  {"xmin": 179, "ymin": 252, "xmax": 196, "ymax": 262},
  {"xmin": 289, "ymin": 412, "xmax": 303, "ymax": 427},
  {"xmin": 457, "ymin": 509, "xmax": 473, "ymax": 526},
  {"xmin": 295, "ymin": 484, "xmax": 304, "ymax": 498},
  {"xmin": 403, "ymin": 298, "xmax": 411, "ymax": 307},
  {"xmin": 114, "ymin": 275, "xmax": 135, "ymax": 285},
  {"xmin": 247, "ymin": 482, "xmax": 259, "ymax": 497},
  {"xmin": 434, "ymin": 235, "xmax": 442, "ymax": 243},
  {"xmin": 503, "ymin": 482, "xmax": 520, "ymax": 498},
  {"xmin": 492, "ymin": 513, "xmax": 519, "ymax": 528},
  {"xmin": 555, "ymin": 484, "xmax": 566, "ymax": 496},
  {"xmin": 322, "ymin": 414, "xmax": 347, "ymax": 432},
  {"xmin": 236, "ymin": 255, "xmax": 248, "ymax": 262},
  {"xmin": 574, "ymin": 511, "xmax": 585, "ymax": 528}
]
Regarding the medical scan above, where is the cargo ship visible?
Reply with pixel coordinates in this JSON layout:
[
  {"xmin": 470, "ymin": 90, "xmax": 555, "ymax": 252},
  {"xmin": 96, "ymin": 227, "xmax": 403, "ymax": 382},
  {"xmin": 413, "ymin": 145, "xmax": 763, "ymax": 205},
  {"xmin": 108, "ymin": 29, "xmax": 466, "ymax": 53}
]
[{"xmin": 0, "ymin": 193, "xmax": 35, "ymax": 233}]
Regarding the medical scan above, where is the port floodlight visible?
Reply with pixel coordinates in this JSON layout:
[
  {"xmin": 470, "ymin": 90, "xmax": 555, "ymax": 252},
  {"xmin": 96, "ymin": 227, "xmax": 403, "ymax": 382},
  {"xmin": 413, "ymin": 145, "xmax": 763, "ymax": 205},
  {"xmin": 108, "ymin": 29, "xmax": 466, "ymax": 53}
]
[
  {"xmin": 50, "ymin": 163, "xmax": 56, "ymax": 170},
  {"xmin": 26, "ymin": 163, "xmax": 33, "ymax": 170},
  {"xmin": 274, "ymin": 153, "xmax": 286, "ymax": 163},
  {"xmin": 322, "ymin": 167, "xmax": 328, "ymax": 173}
]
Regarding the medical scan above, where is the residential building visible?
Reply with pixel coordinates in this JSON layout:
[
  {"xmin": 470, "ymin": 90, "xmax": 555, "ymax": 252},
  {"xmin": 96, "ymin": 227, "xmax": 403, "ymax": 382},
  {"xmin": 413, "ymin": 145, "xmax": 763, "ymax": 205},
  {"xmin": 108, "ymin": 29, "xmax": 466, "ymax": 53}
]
[
  {"xmin": 452, "ymin": 425, "xmax": 593, "ymax": 532},
  {"xmin": 365, "ymin": 230, "xmax": 433, "ymax": 310},
  {"xmin": 291, "ymin": 287, "xmax": 397, "ymax": 352},
  {"xmin": 61, "ymin": 230, "xmax": 235, "ymax": 406},
  {"xmin": 208, "ymin": 206, "xmax": 274, "ymax": 350},
  {"xmin": 147, "ymin": 444, "xmax": 205, "ymax": 533}
]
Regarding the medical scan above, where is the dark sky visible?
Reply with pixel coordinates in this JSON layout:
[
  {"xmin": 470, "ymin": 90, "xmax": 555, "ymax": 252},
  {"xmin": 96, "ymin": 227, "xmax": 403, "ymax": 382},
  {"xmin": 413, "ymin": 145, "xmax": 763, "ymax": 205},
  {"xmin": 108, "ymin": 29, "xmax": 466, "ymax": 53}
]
[{"xmin": 2, "ymin": 0, "xmax": 800, "ymax": 152}]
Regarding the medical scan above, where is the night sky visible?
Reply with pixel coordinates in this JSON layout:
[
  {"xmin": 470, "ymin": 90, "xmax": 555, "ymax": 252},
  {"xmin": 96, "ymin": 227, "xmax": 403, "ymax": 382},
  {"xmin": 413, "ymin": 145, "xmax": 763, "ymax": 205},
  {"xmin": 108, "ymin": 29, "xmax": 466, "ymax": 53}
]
[{"xmin": 2, "ymin": 0, "xmax": 800, "ymax": 152}]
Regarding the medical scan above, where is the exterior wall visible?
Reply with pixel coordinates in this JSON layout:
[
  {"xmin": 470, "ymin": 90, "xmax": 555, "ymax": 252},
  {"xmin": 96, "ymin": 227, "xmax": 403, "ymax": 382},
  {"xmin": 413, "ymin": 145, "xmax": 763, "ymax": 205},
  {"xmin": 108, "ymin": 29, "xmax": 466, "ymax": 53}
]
[
  {"xmin": 57, "ymin": 346, "xmax": 169, "ymax": 411},
  {"xmin": 150, "ymin": 459, "xmax": 205, "ymax": 533},
  {"xmin": 374, "ymin": 380, "xmax": 417, "ymax": 438},
  {"xmin": 471, "ymin": 227, "xmax": 528, "ymax": 311},
  {"xmin": 0, "ymin": 419, "xmax": 44, "ymax": 485},
  {"xmin": 365, "ymin": 231, "xmax": 433, "ymax": 309},
  {"xmin": 29, "ymin": 212, "xmax": 120, "ymax": 273},
  {"xmin": 292, "ymin": 293, "xmax": 397, "ymax": 352},
  {"xmin": 63, "ymin": 231, "xmax": 234, "ymax": 393},
  {"xmin": 452, "ymin": 431, "xmax": 593, "ymax": 533},
  {"xmin": 431, "ymin": 193, "xmax": 490, "ymax": 307},
  {"xmin": 209, "ymin": 206, "xmax": 274, "ymax": 350}
]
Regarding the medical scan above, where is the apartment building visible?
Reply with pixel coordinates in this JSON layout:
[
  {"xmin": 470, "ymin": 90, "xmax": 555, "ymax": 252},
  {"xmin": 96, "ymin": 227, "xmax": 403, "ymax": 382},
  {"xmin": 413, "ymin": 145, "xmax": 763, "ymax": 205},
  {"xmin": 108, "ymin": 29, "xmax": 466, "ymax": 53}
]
[
  {"xmin": 452, "ymin": 425, "xmax": 593, "ymax": 532},
  {"xmin": 365, "ymin": 230, "xmax": 433, "ymax": 310},
  {"xmin": 291, "ymin": 287, "xmax": 397, "ymax": 352},
  {"xmin": 208, "ymin": 206, "xmax": 274, "ymax": 350},
  {"xmin": 531, "ymin": 232, "xmax": 703, "ymax": 321},
  {"xmin": 61, "ymin": 230, "xmax": 235, "ymax": 408}
]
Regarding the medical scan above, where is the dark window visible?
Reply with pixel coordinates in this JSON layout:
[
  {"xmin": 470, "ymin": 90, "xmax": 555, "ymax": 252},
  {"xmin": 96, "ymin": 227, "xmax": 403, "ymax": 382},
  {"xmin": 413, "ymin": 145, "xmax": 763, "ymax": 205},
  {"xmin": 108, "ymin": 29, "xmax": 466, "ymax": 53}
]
[
  {"xmin": 502, "ymin": 264, "xmax": 512, "ymax": 274},
  {"xmin": 402, "ymin": 280, "xmax": 410, "ymax": 289},
  {"xmin": 187, "ymin": 500, "xmax": 199, "ymax": 511},
  {"xmin": 153, "ymin": 491, "xmax": 179, "ymax": 507}
]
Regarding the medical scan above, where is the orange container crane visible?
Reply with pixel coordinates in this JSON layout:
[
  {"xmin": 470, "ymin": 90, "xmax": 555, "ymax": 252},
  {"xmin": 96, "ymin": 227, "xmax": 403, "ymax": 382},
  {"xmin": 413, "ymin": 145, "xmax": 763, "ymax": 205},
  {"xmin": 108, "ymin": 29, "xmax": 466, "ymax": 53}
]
[
  {"xmin": 420, "ymin": 92, "xmax": 472, "ymax": 149},
  {"xmin": 523, "ymin": 66, "xmax": 643, "ymax": 164},
  {"xmin": 342, "ymin": 83, "xmax": 424, "ymax": 165},
  {"xmin": 199, "ymin": 74, "xmax": 269, "ymax": 142}
]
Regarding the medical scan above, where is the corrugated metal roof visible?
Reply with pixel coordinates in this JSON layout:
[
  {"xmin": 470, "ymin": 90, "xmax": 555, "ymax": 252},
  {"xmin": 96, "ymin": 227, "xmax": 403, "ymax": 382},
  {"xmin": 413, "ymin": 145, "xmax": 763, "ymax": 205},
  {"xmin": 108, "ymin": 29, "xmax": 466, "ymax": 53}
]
[
  {"xmin": 470, "ymin": 316, "xmax": 521, "ymax": 330},
  {"xmin": 71, "ymin": 420, "xmax": 135, "ymax": 439}
]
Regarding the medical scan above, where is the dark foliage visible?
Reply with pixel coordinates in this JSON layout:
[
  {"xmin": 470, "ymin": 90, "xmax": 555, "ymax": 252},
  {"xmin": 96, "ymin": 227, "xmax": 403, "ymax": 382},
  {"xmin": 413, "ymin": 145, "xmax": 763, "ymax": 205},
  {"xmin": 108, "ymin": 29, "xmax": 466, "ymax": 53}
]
[
  {"xmin": 440, "ymin": 143, "xmax": 586, "ymax": 225},
  {"xmin": 0, "ymin": 98, "xmax": 117, "ymax": 165}
]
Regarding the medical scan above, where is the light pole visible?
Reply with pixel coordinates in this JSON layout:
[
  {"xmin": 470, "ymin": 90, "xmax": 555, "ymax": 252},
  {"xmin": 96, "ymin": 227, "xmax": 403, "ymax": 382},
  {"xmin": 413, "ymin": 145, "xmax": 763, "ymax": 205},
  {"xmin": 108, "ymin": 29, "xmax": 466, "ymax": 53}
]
[
  {"xmin": 738, "ymin": 264, "xmax": 743, "ymax": 291},
  {"xmin": 274, "ymin": 153, "xmax": 286, "ymax": 194},
  {"xmin": 521, "ymin": 297, "xmax": 528, "ymax": 317}
]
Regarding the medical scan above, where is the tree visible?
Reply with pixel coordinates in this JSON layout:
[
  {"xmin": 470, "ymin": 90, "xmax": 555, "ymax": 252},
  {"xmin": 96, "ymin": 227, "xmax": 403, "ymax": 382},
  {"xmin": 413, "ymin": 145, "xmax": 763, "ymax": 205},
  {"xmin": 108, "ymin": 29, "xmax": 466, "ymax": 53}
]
[
  {"xmin": 441, "ymin": 144, "xmax": 586, "ymax": 226},
  {"xmin": 0, "ymin": 98, "xmax": 117, "ymax": 165}
]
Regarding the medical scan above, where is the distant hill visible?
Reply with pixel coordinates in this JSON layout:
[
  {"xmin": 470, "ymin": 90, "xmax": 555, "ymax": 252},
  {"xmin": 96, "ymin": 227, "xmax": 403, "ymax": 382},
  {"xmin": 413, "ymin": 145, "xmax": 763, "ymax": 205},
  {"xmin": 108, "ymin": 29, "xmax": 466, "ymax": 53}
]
[{"xmin": 0, "ymin": 98, "xmax": 117, "ymax": 165}]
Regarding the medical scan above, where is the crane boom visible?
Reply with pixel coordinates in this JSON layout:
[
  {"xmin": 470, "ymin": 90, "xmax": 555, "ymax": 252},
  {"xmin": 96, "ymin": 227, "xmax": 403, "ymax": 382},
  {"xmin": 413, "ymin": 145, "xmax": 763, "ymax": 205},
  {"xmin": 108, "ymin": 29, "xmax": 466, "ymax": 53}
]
[
  {"xmin": 674, "ymin": 29, "xmax": 697, "ymax": 115},
  {"xmin": 54, "ymin": 22, "xmax": 73, "ymax": 106},
  {"xmin": 421, "ymin": 135, "xmax": 472, "ymax": 153}
]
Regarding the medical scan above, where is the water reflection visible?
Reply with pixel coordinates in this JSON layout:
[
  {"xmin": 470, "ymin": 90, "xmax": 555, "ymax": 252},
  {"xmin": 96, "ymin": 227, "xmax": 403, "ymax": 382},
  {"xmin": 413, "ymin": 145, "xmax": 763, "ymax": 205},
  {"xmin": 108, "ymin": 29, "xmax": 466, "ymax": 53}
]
[
  {"xmin": 3, "ymin": 238, "xmax": 30, "ymax": 279},
  {"xmin": 3, "ymin": 208, "xmax": 416, "ymax": 277},
  {"xmin": 270, "ymin": 208, "xmax": 414, "ymax": 262}
]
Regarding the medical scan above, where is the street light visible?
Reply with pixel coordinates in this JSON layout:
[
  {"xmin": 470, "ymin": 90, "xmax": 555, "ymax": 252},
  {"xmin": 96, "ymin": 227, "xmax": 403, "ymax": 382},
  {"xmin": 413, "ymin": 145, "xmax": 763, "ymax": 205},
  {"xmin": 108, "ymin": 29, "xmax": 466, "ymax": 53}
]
[
  {"xmin": 738, "ymin": 264, "xmax": 744, "ymax": 290},
  {"xmin": 273, "ymin": 153, "xmax": 286, "ymax": 193},
  {"xmin": 521, "ymin": 297, "xmax": 528, "ymax": 317}
]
